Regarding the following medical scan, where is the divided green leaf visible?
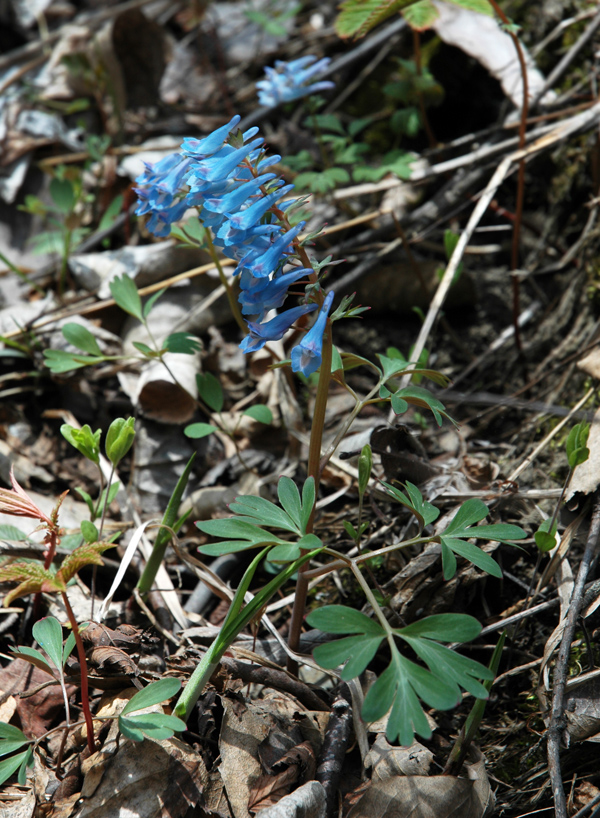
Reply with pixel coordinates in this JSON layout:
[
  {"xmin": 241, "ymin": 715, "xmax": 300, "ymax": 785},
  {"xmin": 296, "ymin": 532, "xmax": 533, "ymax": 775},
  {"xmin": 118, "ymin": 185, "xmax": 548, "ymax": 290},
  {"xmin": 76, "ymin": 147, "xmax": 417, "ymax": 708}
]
[{"xmin": 61, "ymin": 323, "xmax": 102, "ymax": 356}]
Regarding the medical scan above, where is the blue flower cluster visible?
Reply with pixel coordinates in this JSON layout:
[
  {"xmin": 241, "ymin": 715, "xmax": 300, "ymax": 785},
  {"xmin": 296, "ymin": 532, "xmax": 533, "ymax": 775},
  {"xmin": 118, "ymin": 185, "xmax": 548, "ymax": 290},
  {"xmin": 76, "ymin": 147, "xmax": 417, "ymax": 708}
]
[
  {"xmin": 134, "ymin": 113, "xmax": 333, "ymax": 377},
  {"xmin": 257, "ymin": 56, "xmax": 335, "ymax": 107}
]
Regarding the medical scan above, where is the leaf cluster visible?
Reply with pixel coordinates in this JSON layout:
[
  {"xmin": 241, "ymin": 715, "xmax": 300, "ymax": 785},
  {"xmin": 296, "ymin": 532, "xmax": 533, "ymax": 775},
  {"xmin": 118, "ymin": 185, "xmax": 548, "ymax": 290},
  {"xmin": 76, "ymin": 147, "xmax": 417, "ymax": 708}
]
[
  {"xmin": 307, "ymin": 606, "xmax": 492, "ymax": 746},
  {"xmin": 196, "ymin": 477, "xmax": 318, "ymax": 562}
]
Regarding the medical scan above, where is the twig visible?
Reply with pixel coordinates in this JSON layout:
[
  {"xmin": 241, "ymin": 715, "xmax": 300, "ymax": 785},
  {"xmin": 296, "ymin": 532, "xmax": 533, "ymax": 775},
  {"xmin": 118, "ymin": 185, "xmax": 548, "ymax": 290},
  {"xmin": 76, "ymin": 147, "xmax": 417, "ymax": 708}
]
[
  {"xmin": 316, "ymin": 694, "xmax": 353, "ymax": 818},
  {"xmin": 547, "ymin": 494, "xmax": 600, "ymax": 818}
]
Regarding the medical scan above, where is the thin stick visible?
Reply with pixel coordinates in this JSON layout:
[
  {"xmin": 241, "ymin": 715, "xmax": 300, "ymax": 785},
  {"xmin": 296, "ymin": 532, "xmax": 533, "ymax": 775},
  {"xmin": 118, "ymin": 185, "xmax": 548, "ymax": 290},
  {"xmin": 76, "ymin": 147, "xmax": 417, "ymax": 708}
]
[{"xmin": 547, "ymin": 496, "xmax": 600, "ymax": 818}]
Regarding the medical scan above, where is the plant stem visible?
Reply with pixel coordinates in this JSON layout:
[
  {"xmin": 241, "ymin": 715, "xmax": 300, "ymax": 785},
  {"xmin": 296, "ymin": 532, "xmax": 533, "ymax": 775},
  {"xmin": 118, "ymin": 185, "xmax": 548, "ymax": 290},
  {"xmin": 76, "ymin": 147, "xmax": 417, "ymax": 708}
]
[
  {"xmin": 62, "ymin": 591, "xmax": 95, "ymax": 754},
  {"xmin": 204, "ymin": 231, "xmax": 247, "ymax": 333},
  {"xmin": 287, "ymin": 325, "xmax": 332, "ymax": 672}
]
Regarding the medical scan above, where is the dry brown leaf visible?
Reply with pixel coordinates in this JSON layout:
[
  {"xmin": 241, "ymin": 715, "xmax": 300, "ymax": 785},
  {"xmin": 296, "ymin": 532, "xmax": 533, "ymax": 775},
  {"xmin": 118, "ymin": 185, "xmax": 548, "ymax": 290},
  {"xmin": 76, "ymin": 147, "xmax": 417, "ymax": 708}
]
[
  {"xmin": 347, "ymin": 754, "xmax": 494, "ymax": 818},
  {"xmin": 249, "ymin": 741, "xmax": 316, "ymax": 813}
]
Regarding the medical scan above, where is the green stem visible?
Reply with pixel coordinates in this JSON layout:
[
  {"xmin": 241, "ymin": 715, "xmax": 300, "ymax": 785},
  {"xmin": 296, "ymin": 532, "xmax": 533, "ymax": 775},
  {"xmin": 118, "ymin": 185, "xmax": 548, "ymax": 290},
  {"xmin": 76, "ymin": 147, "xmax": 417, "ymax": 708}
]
[
  {"xmin": 62, "ymin": 591, "xmax": 95, "ymax": 754},
  {"xmin": 204, "ymin": 231, "xmax": 246, "ymax": 333}
]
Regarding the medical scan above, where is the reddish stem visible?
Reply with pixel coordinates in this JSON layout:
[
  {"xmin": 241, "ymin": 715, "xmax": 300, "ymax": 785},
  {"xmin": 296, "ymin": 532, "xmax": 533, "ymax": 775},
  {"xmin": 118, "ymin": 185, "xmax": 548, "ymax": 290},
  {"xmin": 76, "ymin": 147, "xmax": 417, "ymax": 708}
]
[
  {"xmin": 62, "ymin": 592, "xmax": 96, "ymax": 753},
  {"xmin": 488, "ymin": 0, "xmax": 529, "ymax": 354}
]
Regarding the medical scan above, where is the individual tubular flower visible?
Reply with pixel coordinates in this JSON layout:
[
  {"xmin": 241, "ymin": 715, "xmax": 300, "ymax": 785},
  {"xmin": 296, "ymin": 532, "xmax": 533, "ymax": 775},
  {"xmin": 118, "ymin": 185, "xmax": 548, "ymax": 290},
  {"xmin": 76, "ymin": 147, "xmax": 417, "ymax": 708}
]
[
  {"xmin": 257, "ymin": 56, "xmax": 335, "ymax": 107},
  {"xmin": 240, "ymin": 303, "xmax": 318, "ymax": 353},
  {"xmin": 238, "ymin": 267, "xmax": 312, "ymax": 317},
  {"xmin": 291, "ymin": 291, "xmax": 335, "ymax": 376}
]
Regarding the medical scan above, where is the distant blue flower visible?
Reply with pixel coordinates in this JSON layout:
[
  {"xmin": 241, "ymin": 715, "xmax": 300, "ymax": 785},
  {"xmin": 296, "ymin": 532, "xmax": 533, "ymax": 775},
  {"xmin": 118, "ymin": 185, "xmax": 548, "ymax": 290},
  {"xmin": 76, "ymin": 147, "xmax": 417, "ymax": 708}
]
[
  {"xmin": 240, "ymin": 303, "xmax": 318, "ymax": 353},
  {"xmin": 291, "ymin": 291, "xmax": 334, "ymax": 376},
  {"xmin": 257, "ymin": 56, "xmax": 335, "ymax": 107}
]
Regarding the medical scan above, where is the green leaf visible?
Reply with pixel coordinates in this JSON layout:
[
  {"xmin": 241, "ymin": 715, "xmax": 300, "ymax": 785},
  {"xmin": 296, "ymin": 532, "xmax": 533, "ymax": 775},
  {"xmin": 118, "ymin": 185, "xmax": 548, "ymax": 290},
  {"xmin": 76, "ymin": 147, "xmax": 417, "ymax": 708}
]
[
  {"xmin": 164, "ymin": 333, "xmax": 202, "ymax": 355},
  {"xmin": 440, "ymin": 536, "xmax": 502, "ymax": 578},
  {"xmin": 32, "ymin": 616, "xmax": 64, "ymax": 670},
  {"xmin": 132, "ymin": 342, "xmax": 155, "ymax": 357},
  {"xmin": 307, "ymin": 605, "xmax": 385, "ymax": 635},
  {"xmin": 268, "ymin": 542, "xmax": 301, "ymax": 562},
  {"xmin": 300, "ymin": 477, "xmax": 315, "ymax": 534},
  {"xmin": 0, "ymin": 749, "xmax": 32, "ymax": 787},
  {"xmin": 358, "ymin": 445, "xmax": 372, "ymax": 496},
  {"xmin": 402, "ymin": 0, "xmax": 438, "ymax": 29},
  {"xmin": 105, "ymin": 417, "xmax": 135, "ymax": 466},
  {"xmin": 80, "ymin": 520, "xmax": 98, "ymax": 543},
  {"xmin": 400, "ymin": 636, "xmax": 492, "ymax": 698},
  {"xmin": 343, "ymin": 520, "xmax": 358, "ymax": 540},
  {"xmin": 0, "ymin": 525, "xmax": 29, "ymax": 541},
  {"xmin": 49, "ymin": 177, "xmax": 75, "ymax": 214},
  {"xmin": 62, "ymin": 323, "xmax": 102, "ymax": 356},
  {"xmin": 382, "ymin": 480, "xmax": 439, "ymax": 530},
  {"xmin": 535, "ymin": 518, "xmax": 557, "ymax": 553},
  {"xmin": 277, "ymin": 477, "xmax": 302, "ymax": 530},
  {"xmin": 567, "ymin": 422, "xmax": 590, "ymax": 470},
  {"xmin": 75, "ymin": 487, "xmax": 95, "ymax": 516},
  {"xmin": 11, "ymin": 646, "xmax": 54, "ymax": 676},
  {"xmin": 98, "ymin": 194, "xmax": 123, "ymax": 233},
  {"xmin": 109, "ymin": 274, "xmax": 143, "ymax": 322},
  {"xmin": 336, "ymin": 0, "xmax": 417, "ymax": 39},
  {"xmin": 142, "ymin": 288, "xmax": 167, "ymax": 319},
  {"xmin": 44, "ymin": 349, "xmax": 106, "ymax": 372},
  {"xmin": 121, "ymin": 678, "xmax": 182, "ymax": 716},
  {"xmin": 119, "ymin": 712, "xmax": 186, "ymax": 742},
  {"xmin": 196, "ymin": 372, "xmax": 223, "ymax": 412},
  {"xmin": 243, "ymin": 405, "xmax": 273, "ymax": 424},
  {"xmin": 229, "ymin": 494, "xmax": 299, "ymax": 534},
  {"xmin": 0, "ymin": 724, "xmax": 28, "ymax": 758},
  {"xmin": 445, "ymin": 499, "xmax": 489, "ymax": 533},
  {"xmin": 184, "ymin": 423, "xmax": 218, "ymax": 439},
  {"xmin": 449, "ymin": 0, "xmax": 492, "ymax": 13},
  {"xmin": 393, "ymin": 386, "xmax": 453, "ymax": 426},
  {"xmin": 196, "ymin": 518, "xmax": 288, "ymax": 555},
  {"xmin": 61, "ymin": 424, "xmax": 101, "ymax": 464},
  {"xmin": 397, "ymin": 614, "xmax": 482, "ymax": 642},
  {"xmin": 313, "ymin": 634, "xmax": 383, "ymax": 680}
]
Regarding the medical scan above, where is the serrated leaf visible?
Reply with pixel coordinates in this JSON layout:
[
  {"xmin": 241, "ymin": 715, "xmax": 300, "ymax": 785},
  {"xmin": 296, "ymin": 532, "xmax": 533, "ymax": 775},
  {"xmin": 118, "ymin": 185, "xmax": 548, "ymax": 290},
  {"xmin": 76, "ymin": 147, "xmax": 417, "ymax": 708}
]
[
  {"xmin": 402, "ymin": 0, "xmax": 438, "ymax": 29},
  {"xmin": 122, "ymin": 677, "xmax": 182, "ymax": 716},
  {"xmin": 336, "ymin": 0, "xmax": 416, "ymax": 39},
  {"xmin": 277, "ymin": 477, "xmax": 302, "ymax": 530},
  {"xmin": 0, "ymin": 562, "xmax": 57, "ymax": 605},
  {"xmin": 184, "ymin": 423, "xmax": 218, "ymax": 439},
  {"xmin": 164, "ymin": 332, "xmax": 202, "ymax": 355},
  {"xmin": 109, "ymin": 274, "xmax": 143, "ymax": 321},
  {"xmin": 32, "ymin": 616, "xmax": 64, "ymax": 670},
  {"xmin": 58, "ymin": 541, "xmax": 115, "ymax": 585},
  {"xmin": 196, "ymin": 372, "xmax": 223, "ymax": 412},
  {"xmin": 307, "ymin": 605, "xmax": 385, "ymax": 635},
  {"xmin": 243, "ymin": 405, "xmax": 273, "ymax": 424},
  {"xmin": 62, "ymin": 323, "xmax": 102, "ymax": 356}
]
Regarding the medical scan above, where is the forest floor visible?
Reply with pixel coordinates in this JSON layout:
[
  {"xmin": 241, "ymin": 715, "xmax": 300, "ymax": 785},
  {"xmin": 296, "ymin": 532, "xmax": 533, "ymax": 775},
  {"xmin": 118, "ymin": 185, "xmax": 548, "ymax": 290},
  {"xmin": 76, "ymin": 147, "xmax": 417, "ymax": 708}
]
[{"xmin": 1, "ymin": 1, "xmax": 600, "ymax": 817}]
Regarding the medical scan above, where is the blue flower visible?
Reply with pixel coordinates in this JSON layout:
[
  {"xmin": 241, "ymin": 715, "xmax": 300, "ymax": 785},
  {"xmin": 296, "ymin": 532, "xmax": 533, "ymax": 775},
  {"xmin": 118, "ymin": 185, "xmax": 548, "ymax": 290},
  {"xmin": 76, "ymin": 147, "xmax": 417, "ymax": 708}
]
[
  {"xmin": 239, "ymin": 267, "xmax": 312, "ymax": 317},
  {"xmin": 257, "ymin": 56, "xmax": 335, "ymax": 107},
  {"xmin": 291, "ymin": 291, "xmax": 334, "ymax": 376},
  {"xmin": 240, "ymin": 303, "xmax": 318, "ymax": 353}
]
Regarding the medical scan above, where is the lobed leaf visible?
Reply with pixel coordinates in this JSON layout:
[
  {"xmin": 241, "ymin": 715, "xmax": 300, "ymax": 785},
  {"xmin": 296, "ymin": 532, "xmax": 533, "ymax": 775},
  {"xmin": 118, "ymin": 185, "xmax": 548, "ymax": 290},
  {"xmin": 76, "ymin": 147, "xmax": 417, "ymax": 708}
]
[
  {"xmin": 0, "ymin": 748, "xmax": 32, "ymax": 788},
  {"xmin": 440, "ymin": 536, "xmax": 502, "ymax": 578},
  {"xmin": 118, "ymin": 712, "xmax": 186, "ymax": 742},
  {"xmin": 397, "ymin": 613, "xmax": 482, "ymax": 643},
  {"xmin": 229, "ymin": 494, "xmax": 299, "ymax": 533},
  {"xmin": 307, "ymin": 605, "xmax": 385, "ymax": 635},
  {"xmin": 277, "ymin": 477, "xmax": 302, "ymax": 531}
]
